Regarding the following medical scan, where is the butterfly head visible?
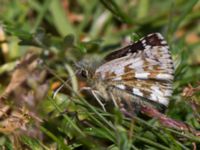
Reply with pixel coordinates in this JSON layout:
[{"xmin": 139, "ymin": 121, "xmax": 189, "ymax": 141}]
[
  {"xmin": 75, "ymin": 55, "xmax": 102, "ymax": 81},
  {"xmin": 76, "ymin": 62, "xmax": 93, "ymax": 80}
]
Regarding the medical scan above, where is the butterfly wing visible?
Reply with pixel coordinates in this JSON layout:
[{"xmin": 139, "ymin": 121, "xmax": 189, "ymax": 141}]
[{"xmin": 94, "ymin": 33, "xmax": 174, "ymax": 106}]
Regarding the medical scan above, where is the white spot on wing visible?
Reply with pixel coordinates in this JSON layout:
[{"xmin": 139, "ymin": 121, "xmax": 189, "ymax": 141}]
[
  {"xmin": 162, "ymin": 53, "xmax": 171, "ymax": 59},
  {"xmin": 116, "ymin": 84, "xmax": 125, "ymax": 90},
  {"xmin": 164, "ymin": 89, "xmax": 172, "ymax": 96},
  {"xmin": 142, "ymin": 39, "xmax": 146, "ymax": 46},
  {"xmin": 150, "ymin": 93, "xmax": 157, "ymax": 101},
  {"xmin": 145, "ymin": 45, "xmax": 151, "ymax": 49},
  {"xmin": 161, "ymin": 46, "xmax": 168, "ymax": 53},
  {"xmin": 114, "ymin": 67, "xmax": 124, "ymax": 76},
  {"xmin": 151, "ymin": 85, "xmax": 164, "ymax": 96},
  {"xmin": 156, "ymin": 33, "xmax": 164, "ymax": 40},
  {"xmin": 133, "ymin": 88, "xmax": 144, "ymax": 97},
  {"xmin": 147, "ymin": 33, "xmax": 153, "ymax": 37},
  {"xmin": 135, "ymin": 72, "xmax": 150, "ymax": 79},
  {"xmin": 113, "ymin": 76, "xmax": 122, "ymax": 81},
  {"xmin": 129, "ymin": 58, "xmax": 144, "ymax": 69},
  {"xmin": 149, "ymin": 93, "xmax": 169, "ymax": 106},
  {"xmin": 149, "ymin": 86, "xmax": 170, "ymax": 106},
  {"xmin": 156, "ymin": 74, "xmax": 174, "ymax": 81},
  {"xmin": 161, "ymin": 40, "xmax": 167, "ymax": 44}
]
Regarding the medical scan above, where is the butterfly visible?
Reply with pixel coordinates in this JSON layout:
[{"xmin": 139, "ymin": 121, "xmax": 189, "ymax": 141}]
[{"xmin": 78, "ymin": 33, "xmax": 174, "ymax": 112}]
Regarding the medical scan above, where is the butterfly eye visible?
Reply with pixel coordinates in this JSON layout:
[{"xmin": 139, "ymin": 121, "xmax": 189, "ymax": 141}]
[{"xmin": 81, "ymin": 70, "xmax": 88, "ymax": 78}]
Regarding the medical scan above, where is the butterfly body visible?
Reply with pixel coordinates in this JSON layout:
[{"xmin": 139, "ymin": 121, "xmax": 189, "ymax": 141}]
[{"xmin": 79, "ymin": 33, "xmax": 174, "ymax": 111}]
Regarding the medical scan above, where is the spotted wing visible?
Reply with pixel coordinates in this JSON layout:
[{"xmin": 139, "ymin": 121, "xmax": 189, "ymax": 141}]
[{"xmin": 94, "ymin": 33, "xmax": 174, "ymax": 106}]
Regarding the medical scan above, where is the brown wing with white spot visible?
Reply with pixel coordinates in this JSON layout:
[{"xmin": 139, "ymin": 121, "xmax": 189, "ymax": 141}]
[
  {"xmin": 109, "ymin": 79, "xmax": 173, "ymax": 106},
  {"xmin": 94, "ymin": 33, "xmax": 174, "ymax": 106}
]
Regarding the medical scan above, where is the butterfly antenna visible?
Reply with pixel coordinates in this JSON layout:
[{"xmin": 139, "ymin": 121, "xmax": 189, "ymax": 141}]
[
  {"xmin": 52, "ymin": 70, "xmax": 79, "ymax": 99},
  {"xmin": 53, "ymin": 84, "xmax": 64, "ymax": 99},
  {"xmin": 91, "ymin": 90, "xmax": 106, "ymax": 112}
]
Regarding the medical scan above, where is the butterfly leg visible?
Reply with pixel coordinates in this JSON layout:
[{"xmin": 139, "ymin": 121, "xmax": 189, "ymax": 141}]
[
  {"xmin": 80, "ymin": 87, "xmax": 106, "ymax": 111},
  {"xmin": 91, "ymin": 90, "xmax": 106, "ymax": 112},
  {"xmin": 108, "ymin": 87, "xmax": 125, "ymax": 109},
  {"xmin": 53, "ymin": 84, "xmax": 64, "ymax": 99},
  {"xmin": 109, "ymin": 92, "xmax": 119, "ymax": 108},
  {"xmin": 108, "ymin": 87, "xmax": 138, "ymax": 116},
  {"xmin": 79, "ymin": 86, "xmax": 92, "ymax": 91},
  {"xmin": 109, "ymin": 91, "xmax": 134, "ymax": 116},
  {"xmin": 110, "ymin": 91, "xmax": 132, "ymax": 115}
]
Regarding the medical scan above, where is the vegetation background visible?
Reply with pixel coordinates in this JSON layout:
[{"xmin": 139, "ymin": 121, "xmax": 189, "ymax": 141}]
[{"xmin": 0, "ymin": 0, "xmax": 200, "ymax": 149}]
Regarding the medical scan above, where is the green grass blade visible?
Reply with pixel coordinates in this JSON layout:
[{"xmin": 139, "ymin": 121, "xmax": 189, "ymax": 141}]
[{"xmin": 49, "ymin": 0, "xmax": 76, "ymax": 37}]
